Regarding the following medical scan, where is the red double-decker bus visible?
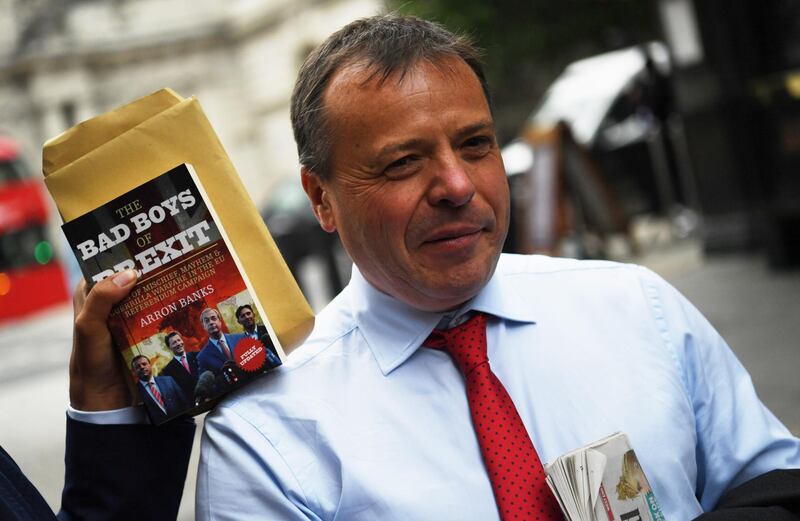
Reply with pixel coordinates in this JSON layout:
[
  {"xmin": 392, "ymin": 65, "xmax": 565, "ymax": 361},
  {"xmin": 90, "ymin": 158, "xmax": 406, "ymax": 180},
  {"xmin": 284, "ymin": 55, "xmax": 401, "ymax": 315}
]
[{"xmin": 0, "ymin": 136, "xmax": 69, "ymax": 323}]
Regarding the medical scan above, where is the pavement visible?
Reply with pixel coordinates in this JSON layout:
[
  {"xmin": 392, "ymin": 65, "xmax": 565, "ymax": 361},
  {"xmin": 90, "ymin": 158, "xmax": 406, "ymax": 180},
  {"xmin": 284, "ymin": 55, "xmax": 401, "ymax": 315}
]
[{"xmin": 0, "ymin": 237, "xmax": 798, "ymax": 519}]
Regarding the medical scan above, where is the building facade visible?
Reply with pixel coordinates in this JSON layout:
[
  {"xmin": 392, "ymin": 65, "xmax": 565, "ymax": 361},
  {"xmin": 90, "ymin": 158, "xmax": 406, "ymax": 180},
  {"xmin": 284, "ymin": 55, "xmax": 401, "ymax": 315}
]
[{"xmin": 0, "ymin": 0, "xmax": 382, "ymax": 207}]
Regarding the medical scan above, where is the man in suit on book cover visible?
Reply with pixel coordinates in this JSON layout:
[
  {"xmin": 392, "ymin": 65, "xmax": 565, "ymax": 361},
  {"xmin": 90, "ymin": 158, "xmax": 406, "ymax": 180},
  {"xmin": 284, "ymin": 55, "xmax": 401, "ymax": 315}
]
[
  {"xmin": 236, "ymin": 304, "xmax": 266, "ymax": 340},
  {"xmin": 0, "ymin": 271, "xmax": 193, "ymax": 520},
  {"xmin": 235, "ymin": 304, "xmax": 281, "ymax": 368},
  {"xmin": 131, "ymin": 354, "xmax": 189, "ymax": 422},
  {"xmin": 159, "ymin": 330, "xmax": 199, "ymax": 400},
  {"xmin": 196, "ymin": 307, "xmax": 245, "ymax": 375}
]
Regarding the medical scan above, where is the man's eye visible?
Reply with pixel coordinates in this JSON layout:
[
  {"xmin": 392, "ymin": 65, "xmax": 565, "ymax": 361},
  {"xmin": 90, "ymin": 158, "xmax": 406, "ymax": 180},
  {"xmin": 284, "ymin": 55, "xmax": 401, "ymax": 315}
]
[
  {"xmin": 462, "ymin": 136, "xmax": 493, "ymax": 156},
  {"xmin": 384, "ymin": 155, "xmax": 421, "ymax": 178},
  {"xmin": 389, "ymin": 156, "xmax": 413, "ymax": 169},
  {"xmin": 464, "ymin": 136, "xmax": 493, "ymax": 149}
]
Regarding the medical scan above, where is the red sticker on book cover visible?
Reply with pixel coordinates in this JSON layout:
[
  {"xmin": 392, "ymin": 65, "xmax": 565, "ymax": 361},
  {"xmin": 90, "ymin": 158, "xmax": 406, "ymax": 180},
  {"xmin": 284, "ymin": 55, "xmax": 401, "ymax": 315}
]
[{"xmin": 235, "ymin": 338, "xmax": 266, "ymax": 373}]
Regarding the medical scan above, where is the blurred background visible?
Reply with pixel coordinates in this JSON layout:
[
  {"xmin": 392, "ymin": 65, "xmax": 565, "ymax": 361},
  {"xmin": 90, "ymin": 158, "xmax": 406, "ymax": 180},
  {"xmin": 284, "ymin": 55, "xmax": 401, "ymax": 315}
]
[{"xmin": 1, "ymin": 0, "xmax": 798, "ymax": 519}]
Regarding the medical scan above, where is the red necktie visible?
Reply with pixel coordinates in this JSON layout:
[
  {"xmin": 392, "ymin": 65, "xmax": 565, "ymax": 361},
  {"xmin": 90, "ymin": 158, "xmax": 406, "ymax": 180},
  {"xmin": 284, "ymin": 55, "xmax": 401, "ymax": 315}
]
[
  {"xmin": 181, "ymin": 355, "xmax": 191, "ymax": 373},
  {"xmin": 148, "ymin": 382, "xmax": 165, "ymax": 408},
  {"xmin": 219, "ymin": 336, "xmax": 232, "ymax": 360},
  {"xmin": 425, "ymin": 313, "xmax": 563, "ymax": 521}
]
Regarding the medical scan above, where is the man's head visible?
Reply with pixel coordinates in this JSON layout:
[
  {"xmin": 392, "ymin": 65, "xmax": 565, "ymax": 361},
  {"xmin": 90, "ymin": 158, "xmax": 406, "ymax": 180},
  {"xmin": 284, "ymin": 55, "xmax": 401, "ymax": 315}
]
[
  {"xmin": 292, "ymin": 15, "xmax": 509, "ymax": 312},
  {"xmin": 200, "ymin": 308, "xmax": 223, "ymax": 339},
  {"xmin": 291, "ymin": 14, "xmax": 491, "ymax": 180},
  {"xmin": 235, "ymin": 304, "xmax": 256, "ymax": 332},
  {"xmin": 164, "ymin": 331, "xmax": 185, "ymax": 356},
  {"xmin": 131, "ymin": 354, "xmax": 152, "ymax": 381}
]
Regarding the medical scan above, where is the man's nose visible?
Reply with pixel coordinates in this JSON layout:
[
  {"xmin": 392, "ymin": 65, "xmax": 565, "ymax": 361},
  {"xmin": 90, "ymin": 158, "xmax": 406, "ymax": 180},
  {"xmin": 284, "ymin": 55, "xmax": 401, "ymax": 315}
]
[{"xmin": 427, "ymin": 150, "xmax": 476, "ymax": 207}]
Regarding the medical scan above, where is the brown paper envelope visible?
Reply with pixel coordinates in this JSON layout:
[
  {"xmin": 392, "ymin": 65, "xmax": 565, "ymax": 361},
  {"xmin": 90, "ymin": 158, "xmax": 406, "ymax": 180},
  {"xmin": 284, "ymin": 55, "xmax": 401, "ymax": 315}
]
[
  {"xmin": 42, "ymin": 88, "xmax": 183, "ymax": 178},
  {"xmin": 43, "ymin": 89, "xmax": 314, "ymax": 351}
]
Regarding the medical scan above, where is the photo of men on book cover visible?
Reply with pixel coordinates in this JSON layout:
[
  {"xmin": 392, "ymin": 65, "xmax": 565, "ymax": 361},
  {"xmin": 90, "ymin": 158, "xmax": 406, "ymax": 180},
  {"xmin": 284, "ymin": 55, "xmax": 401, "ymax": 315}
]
[{"xmin": 62, "ymin": 163, "xmax": 283, "ymax": 424}]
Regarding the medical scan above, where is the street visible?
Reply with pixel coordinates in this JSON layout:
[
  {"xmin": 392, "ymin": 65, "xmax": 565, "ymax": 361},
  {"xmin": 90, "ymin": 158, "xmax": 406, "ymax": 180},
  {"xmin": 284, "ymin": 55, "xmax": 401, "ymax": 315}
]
[{"xmin": 1, "ymin": 240, "xmax": 798, "ymax": 519}]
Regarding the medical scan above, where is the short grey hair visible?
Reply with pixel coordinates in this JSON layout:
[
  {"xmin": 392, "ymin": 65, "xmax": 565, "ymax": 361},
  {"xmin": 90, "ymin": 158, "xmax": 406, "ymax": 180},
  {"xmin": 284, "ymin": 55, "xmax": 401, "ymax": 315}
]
[{"xmin": 290, "ymin": 14, "xmax": 490, "ymax": 179}]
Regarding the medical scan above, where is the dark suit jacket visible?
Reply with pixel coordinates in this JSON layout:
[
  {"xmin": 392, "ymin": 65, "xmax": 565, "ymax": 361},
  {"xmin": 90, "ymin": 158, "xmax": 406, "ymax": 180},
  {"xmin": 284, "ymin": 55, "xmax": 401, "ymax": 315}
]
[
  {"xmin": 693, "ymin": 469, "xmax": 800, "ymax": 520},
  {"xmin": 159, "ymin": 352, "xmax": 199, "ymax": 401},
  {"xmin": 138, "ymin": 376, "xmax": 189, "ymax": 423},
  {"xmin": 242, "ymin": 324, "xmax": 268, "ymax": 341},
  {"xmin": 0, "ymin": 416, "xmax": 194, "ymax": 520},
  {"xmin": 197, "ymin": 333, "xmax": 245, "ymax": 375}
]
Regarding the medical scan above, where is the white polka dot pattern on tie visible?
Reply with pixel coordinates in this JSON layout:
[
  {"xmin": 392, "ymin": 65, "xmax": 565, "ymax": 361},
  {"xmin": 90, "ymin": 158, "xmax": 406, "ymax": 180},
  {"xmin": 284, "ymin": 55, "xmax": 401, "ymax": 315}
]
[{"xmin": 425, "ymin": 313, "xmax": 563, "ymax": 521}]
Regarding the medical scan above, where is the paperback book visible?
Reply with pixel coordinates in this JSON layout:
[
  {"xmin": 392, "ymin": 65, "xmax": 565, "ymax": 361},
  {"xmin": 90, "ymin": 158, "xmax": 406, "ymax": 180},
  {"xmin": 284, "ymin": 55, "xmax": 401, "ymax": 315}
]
[
  {"xmin": 62, "ymin": 163, "xmax": 283, "ymax": 424},
  {"xmin": 544, "ymin": 432, "xmax": 666, "ymax": 521}
]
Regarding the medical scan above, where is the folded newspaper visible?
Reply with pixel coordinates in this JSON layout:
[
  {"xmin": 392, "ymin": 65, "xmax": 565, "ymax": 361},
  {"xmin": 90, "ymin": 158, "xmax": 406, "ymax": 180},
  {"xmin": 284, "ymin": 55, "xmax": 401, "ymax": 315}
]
[{"xmin": 544, "ymin": 432, "xmax": 666, "ymax": 521}]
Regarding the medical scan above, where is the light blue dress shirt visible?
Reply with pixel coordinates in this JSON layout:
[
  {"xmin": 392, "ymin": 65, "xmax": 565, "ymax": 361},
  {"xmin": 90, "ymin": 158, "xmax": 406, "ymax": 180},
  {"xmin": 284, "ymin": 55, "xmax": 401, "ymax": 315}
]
[{"xmin": 197, "ymin": 254, "xmax": 800, "ymax": 520}]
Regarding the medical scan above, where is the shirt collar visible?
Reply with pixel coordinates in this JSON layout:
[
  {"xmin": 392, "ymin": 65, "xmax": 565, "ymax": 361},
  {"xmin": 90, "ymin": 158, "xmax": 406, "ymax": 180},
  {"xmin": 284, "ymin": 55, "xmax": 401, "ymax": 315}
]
[{"xmin": 348, "ymin": 258, "xmax": 537, "ymax": 376}]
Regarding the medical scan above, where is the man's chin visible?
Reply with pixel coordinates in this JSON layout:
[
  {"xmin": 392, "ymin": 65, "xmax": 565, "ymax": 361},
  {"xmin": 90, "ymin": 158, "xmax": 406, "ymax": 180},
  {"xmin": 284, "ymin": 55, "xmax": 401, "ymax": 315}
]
[{"xmin": 415, "ymin": 266, "xmax": 496, "ymax": 310}]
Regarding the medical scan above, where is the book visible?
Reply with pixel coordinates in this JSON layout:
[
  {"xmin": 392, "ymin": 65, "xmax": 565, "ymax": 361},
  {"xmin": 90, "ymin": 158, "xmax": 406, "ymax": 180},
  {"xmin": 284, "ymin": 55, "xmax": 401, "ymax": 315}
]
[
  {"xmin": 544, "ymin": 432, "xmax": 666, "ymax": 521},
  {"xmin": 43, "ymin": 89, "xmax": 314, "ymax": 353},
  {"xmin": 62, "ymin": 162, "xmax": 284, "ymax": 425}
]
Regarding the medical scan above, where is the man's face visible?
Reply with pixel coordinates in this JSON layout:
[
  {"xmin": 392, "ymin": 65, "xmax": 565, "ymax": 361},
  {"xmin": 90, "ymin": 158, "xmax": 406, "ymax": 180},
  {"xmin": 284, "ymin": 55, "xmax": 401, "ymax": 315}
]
[
  {"xmin": 201, "ymin": 311, "xmax": 222, "ymax": 338},
  {"xmin": 236, "ymin": 308, "xmax": 255, "ymax": 331},
  {"xmin": 303, "ymin": 57, "xmax": 509, "ymax": 311},
  {"xmin": 132, "ymin": 357, "xmax": 152, "ymax": 380},
  {"xmin": 167, "ymin": 334, "xmax": 185, "ymax": 355}
]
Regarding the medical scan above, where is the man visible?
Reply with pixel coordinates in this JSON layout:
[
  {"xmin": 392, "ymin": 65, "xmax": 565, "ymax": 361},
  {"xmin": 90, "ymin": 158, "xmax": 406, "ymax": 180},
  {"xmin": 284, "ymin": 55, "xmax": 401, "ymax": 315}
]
[
  {"xmin": 193, "ymin": 15, "xmax": 800, "ymax": 521},
  {"xmin": 235, "ymin": 304, "xmax": 266, "ymax": 340},
  {"xmin": 0, "ymin": 270, "xmax": 193, "ymax": 520},
  {"xmin": 131, "ymin": 354, "xmax": 190, "ymax": 422},
  {"xmin": 160, "ymin": 330, "xmax": 200, "ymax": 400},
  {"xmin": 235, "ymin": 304, "xmax": 282, "ymax": 368},
  {"xmin": 196, "ymin": 308, "xmax": 245, "ymax": 375}
]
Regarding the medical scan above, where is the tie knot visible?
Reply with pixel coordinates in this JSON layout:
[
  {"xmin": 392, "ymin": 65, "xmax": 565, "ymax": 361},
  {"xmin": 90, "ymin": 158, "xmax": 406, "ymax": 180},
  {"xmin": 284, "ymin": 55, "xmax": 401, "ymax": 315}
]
[{"xmin": 424, "ymin": 312, "xmax": 489, "ymax": 375}]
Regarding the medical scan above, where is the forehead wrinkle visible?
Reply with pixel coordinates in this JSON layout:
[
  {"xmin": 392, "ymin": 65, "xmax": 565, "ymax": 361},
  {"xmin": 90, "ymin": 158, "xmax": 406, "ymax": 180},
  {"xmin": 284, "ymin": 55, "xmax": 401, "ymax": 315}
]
[{"xmin": 326, "ymin": 67, "xmax": 424, "ymax": 119}]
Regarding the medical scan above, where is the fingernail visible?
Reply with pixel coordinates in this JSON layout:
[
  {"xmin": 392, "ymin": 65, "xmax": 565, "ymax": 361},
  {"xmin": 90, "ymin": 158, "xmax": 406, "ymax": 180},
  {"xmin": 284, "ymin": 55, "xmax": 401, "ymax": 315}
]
[{"xmin": 112, "ymin": 269, "xmax": 138, "ymax": 287}]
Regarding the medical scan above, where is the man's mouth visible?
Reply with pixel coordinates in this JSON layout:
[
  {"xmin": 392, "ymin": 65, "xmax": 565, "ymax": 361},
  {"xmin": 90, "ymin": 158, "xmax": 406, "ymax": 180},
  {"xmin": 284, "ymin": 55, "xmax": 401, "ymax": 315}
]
[{"xmin": 423, "ymin": 225, "xmax": 483, "ymax": 243}]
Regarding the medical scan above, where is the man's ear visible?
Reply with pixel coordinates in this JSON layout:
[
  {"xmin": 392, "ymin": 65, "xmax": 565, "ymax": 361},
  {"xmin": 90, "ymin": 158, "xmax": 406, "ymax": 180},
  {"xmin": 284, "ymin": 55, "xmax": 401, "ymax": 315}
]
[{"xmin": 301, "ymin": 167, "xmax": 337, "ymax": 233}]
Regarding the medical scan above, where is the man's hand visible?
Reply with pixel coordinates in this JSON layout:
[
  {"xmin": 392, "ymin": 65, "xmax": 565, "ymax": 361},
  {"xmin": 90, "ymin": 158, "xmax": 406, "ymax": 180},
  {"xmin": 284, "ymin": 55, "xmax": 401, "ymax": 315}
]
[{"xmin": 70, "ymin": 269, "xmax": 138, "ymax": 411}]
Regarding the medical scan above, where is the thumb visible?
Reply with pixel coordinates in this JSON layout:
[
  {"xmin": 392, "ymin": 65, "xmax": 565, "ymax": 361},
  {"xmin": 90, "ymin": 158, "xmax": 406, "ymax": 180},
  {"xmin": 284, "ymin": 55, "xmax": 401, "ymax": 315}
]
[
  {"xmin": 71, "ymin": 269, "xmax": 139, "ymax": 411},
  {"xmin": 77, "ymin": 269, "xmax": 139, "ymax": 323}
]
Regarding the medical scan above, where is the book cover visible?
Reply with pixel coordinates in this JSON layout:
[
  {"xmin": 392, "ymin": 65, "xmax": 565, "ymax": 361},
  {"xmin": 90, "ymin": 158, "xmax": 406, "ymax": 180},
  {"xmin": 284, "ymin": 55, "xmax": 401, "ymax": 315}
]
[
  {"xmin": 62, "ymin": 163, "xmax": 283, "ymax": 424},
  {"xmin": 545, "ymin": 432, "xmax": 666, "ymax": 521}
]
